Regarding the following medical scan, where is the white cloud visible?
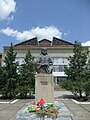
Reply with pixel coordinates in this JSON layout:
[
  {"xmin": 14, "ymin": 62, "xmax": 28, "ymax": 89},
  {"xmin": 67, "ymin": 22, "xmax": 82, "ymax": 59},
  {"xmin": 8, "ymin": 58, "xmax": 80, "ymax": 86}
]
[
  {"xmin": 63, "ymin": 31, "xmax": 70, "ymax": 36},
  {"xmin": 0, "ymin": 26, "xmax": 62, "ymax": 41},
  {"xmin": 64, "ymin": 32, "xmax": 68, "ymax": 36},
  {"xmin": 0, "ymin": 0, "xmax": 16, "ymax": 21},
  {"xmin": 82, "ymin": 40, "xmax": 90, "ymax": 46}
]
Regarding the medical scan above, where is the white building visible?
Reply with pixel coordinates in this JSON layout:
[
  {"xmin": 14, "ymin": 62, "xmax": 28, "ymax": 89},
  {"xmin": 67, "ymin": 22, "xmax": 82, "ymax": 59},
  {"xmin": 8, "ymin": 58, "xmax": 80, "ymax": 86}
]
[{"xmin": 2, "ymin": 37, "xmax": 90, "ymax": 84}]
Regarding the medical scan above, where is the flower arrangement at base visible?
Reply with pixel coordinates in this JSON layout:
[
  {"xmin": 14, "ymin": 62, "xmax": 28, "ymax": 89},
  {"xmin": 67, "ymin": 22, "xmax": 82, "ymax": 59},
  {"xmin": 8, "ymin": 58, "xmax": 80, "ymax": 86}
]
[{"xmin": 28, "ymin": 98, "xmax": 59, "ymax": 119}]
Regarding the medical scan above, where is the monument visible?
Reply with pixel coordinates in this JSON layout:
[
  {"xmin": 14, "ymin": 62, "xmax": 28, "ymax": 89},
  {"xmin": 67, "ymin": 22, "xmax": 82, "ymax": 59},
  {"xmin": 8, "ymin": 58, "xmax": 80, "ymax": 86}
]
[
  {"xmin": 16, "ymin": 48, "xmax": 73, "ymax": 120},
  {"xmin": 35, "ymin": 48, "xmax": 54, "ymax": 103}
]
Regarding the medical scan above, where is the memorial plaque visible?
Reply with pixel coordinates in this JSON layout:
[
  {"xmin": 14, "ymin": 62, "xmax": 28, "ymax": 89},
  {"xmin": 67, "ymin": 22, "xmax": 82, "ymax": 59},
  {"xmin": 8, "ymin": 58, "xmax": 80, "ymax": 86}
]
[{"xmin": 40, "ymin": 81, "xmax": 48, "ymax": 85}]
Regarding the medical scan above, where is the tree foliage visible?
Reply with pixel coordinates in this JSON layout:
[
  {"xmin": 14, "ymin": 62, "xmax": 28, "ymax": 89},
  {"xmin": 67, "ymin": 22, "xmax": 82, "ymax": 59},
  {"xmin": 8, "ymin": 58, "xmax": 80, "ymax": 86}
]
[
  {"xmin": 0, "ymin": 44, "xmax": 37, "ymax": 99},
  {"xmin": 84, "ymin": 59, "xmax": 90, "ymax": 97},
  {"xmin": 1, "ymin": 43, "xmax": 18, "ymax": 98},
  {"xmin": 64, "ymin": 41, "xmax": 87, "ymax": 97},
  {"xmin": 0, "ymin": 65, "xmax": 4, "ymax": 93},
  {"xmin": 17, "ymin": 50, "xmax": 36, "ymax": 98}
]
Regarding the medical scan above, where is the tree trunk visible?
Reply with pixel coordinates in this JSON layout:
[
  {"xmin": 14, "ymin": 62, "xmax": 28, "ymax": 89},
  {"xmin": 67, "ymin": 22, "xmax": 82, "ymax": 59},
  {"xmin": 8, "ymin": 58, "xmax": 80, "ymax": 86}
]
[
  {"xmin": 25, "ymin": 92, "xmax": 27, "ymax": 98},
  {"xmin": 79, "ymin": 90, "xmax": 82, "ymax": 98}
]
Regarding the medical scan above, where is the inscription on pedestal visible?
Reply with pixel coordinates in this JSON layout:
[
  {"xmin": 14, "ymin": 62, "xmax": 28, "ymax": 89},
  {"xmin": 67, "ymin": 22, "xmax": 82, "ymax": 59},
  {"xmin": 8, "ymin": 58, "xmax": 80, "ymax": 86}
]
[{"xmin": 40, "ymin": 81, "xmax": 48, "ymax": 85}]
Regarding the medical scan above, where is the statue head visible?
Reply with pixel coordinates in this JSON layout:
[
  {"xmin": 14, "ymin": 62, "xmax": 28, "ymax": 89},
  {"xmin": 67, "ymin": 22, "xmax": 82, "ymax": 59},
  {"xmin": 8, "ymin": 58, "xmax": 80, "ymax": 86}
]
[{"xmin": 41, "ymin": 48, "xmax": 47, "ymax": 56}]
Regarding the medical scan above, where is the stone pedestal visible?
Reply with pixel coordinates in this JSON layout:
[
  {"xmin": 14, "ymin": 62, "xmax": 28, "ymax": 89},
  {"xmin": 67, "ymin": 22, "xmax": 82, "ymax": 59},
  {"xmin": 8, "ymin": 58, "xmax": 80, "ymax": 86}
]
[
  {"xmin": 16, "ymin": 101, "xmax": 72, "ymax": 120},
  {"xmin": 35, "ymin": 74, "xmax": 54, "ymax": 103}
]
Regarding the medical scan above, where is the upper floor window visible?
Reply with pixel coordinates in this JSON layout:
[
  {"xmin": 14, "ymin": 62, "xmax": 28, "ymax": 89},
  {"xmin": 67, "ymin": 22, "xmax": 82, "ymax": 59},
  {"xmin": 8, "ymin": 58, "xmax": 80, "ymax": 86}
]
[
  {"xmin": 52, "ymin": 57, "xmax": 69, "ymax": 65},
  {"xmin": 53, "ymin": 65, "xmax": 64, "ymax": 72}
]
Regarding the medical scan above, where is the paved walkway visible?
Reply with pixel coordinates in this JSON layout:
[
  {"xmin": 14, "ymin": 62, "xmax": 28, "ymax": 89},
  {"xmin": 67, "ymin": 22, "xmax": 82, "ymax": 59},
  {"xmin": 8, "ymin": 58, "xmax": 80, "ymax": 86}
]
[
  {"xmin": 61, "ymin": 99, "xmax": 90, "ymax": 120},
  {"xmin": 0, "ymin": 91, "xmax": 90, "ymax": 120},
  {"xmin": 54, "ymin": 91, "xmax": 90, "ymax": 120},
  {"xmin": 0, "ymin": 99, "xmax": 31, "ymax": 120}
]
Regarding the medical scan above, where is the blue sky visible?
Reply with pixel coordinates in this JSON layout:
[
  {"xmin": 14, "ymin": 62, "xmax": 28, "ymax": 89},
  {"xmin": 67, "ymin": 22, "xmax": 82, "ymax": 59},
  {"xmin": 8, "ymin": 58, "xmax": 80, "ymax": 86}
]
[{"xmin": 0, "ymin": 0, "xmax": 90, "ymax": 52}]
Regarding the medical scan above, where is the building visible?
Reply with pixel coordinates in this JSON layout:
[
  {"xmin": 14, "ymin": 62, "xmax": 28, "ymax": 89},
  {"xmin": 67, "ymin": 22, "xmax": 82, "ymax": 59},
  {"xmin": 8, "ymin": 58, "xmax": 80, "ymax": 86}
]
[{"xmin": 2, "ymin": 37, "xmax": 90, "ymax": 84}]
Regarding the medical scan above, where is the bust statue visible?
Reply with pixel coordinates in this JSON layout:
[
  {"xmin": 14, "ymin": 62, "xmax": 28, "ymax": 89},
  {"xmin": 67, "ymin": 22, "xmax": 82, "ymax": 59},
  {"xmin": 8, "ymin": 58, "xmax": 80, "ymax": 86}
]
[{"xmin": 36, "ymin": 48, "xmax": 53, "ymax": 74}]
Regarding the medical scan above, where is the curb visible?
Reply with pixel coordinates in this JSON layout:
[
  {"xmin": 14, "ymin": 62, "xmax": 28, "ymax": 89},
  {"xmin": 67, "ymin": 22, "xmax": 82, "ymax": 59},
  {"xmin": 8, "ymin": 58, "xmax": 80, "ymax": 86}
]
[
  {"xmin": 0, "ymin": 99, "xmax": 19, "ymax": 104},
  {"xmin": 71, "ymin": 99, "xmax": 90, "ymax": 104}
]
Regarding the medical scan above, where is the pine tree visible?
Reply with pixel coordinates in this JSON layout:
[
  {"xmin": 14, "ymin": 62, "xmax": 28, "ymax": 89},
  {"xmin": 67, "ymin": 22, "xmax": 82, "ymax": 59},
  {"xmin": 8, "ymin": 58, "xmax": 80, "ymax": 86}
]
[
  {"xmin": 1, "ymin": 43, "xmax": 18, "ymax": 98},
  {"xmin": 64, "ymin": 41, "xmax": 87, "ymax": 97},
  {"xmin": 0, "ymin": 65, "xmax": 4, "ymax": 94},
  {"xmin": 17, "ymin": 50, "xmax": 36, "ymax": 98},
  {"xmin": 84, "ymin": 59, "xmax": 90, "ymax": 97}
]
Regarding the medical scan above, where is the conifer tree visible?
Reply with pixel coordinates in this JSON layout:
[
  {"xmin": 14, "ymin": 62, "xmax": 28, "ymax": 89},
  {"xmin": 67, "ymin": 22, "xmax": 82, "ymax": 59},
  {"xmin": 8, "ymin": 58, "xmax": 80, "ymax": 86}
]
[
  {"xmin": 0, "ymin": 65, "xmax": 4, "ymax": 93},
  {"xmin": 17, "ymin": 50, "xmax": 36, "ymax": 98},
  {"xmin": 1, "ymin": 43, "xmax": 18, "ymax": 98},
  {"xmin": 84, "ymin": 59, "xmax": 90, "ymax": 97},
  {"xmin": 64, "ymin": 41, "xmax": 87, "ymax": 97}
]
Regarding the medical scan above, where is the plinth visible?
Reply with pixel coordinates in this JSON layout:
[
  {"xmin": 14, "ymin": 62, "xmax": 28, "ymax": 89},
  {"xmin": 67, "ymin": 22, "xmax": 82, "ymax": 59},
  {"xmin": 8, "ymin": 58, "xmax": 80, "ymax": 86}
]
[{"xmin": 35, "ymin": 74, "xmax": 54, "ymax": 103}]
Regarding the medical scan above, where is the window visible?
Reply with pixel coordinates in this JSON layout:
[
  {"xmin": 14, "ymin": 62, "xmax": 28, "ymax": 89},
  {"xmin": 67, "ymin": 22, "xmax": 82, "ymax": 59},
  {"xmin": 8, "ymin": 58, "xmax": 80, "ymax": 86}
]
[
  {"xmin": 52, "ymin": 57, "xmax": 69, "ymax": 65},
  {"xmin": 59, "ymin": 65, "xmax": 64, "ymax": 72},
  {"xmin": 53, "ymin": 65, "xmax": 59, "ymax": 72},
  {"xmin": 53, "ymin": 65, "xmax": 64, "ymax": 72},
  {"xmin": 15, "ymin": 58, "xmax": 24, "ymax": 65}
]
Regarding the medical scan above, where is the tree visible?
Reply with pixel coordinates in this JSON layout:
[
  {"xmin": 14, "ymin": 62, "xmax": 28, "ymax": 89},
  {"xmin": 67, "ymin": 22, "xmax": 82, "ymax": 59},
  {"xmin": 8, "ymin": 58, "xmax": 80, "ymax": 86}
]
[
  {"xmin": 64, "ymin": 41, "xmax": 87, "ymax": 98},
  {"xmin": 84, "ymin": 59, "xmax": 90, "ymax": 97},
  {"xmin": 0, "ymin": 65, "xmax": 4, "ymax": 93},
  {"xmin": 17, "ymin": 50, "xmax": 36, "ymax": 98},
  {"xmin": 1, "ymin": 43, "xmax": 18, "ymax": 98}
]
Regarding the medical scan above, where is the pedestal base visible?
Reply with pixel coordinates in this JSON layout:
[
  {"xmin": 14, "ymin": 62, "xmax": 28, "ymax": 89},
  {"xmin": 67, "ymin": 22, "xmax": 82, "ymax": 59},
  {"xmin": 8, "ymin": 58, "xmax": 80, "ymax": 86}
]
[
  {"xmin": 35, "ymin": 74, "xmax": 54, "ymax": 103},
  {"xmin": 16, "ymin": 101, "xmax": 73, "ymax": 120}
]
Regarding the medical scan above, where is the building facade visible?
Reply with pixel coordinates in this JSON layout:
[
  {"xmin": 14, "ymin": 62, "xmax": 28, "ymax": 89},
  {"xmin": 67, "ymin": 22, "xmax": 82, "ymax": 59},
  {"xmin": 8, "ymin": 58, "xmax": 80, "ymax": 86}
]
[{"xmin": 2, "ymin": 37, "xmax": 90, "ymax": 84}]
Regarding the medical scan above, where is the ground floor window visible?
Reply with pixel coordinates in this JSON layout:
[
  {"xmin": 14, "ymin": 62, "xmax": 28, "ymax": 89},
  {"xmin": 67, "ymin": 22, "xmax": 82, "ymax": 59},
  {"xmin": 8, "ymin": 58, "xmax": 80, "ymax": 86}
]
[
  {"xmin": 57, "ymin": 77, "xmax": 67, "ymax": 84},
  {"xmin": 54, "ymin": 76, "xmax": 67, "ymax": 84}
]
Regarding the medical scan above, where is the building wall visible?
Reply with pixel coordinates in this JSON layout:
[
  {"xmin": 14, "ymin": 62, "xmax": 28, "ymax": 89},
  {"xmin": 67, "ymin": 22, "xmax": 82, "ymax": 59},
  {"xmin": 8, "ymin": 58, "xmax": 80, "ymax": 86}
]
[
  {"xmin": 3, "ymin": 46, "xmax": 89, "ymax": 71},
  {"xmin": 3, "ymin": 47, "xmax": 74, "ymax": 84},
  {"xmin": 2, "ymin": 40, "xmax": 90, "ymax": 84}
]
